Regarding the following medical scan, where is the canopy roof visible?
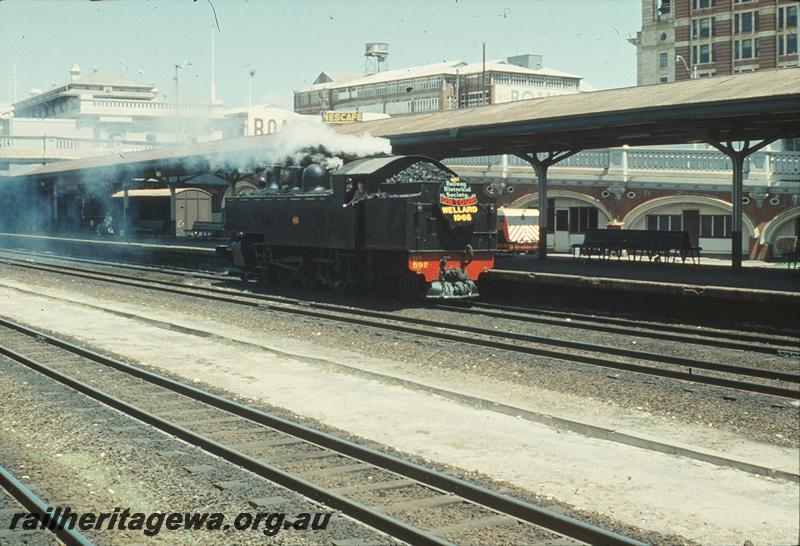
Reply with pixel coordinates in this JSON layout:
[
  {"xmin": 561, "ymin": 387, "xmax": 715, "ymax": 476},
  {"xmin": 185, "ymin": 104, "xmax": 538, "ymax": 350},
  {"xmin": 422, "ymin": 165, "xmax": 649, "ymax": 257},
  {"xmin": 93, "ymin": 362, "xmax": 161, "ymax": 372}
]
[{"xmin": 334, "ymin": 68, "xmax": 800, "ymax": 157}]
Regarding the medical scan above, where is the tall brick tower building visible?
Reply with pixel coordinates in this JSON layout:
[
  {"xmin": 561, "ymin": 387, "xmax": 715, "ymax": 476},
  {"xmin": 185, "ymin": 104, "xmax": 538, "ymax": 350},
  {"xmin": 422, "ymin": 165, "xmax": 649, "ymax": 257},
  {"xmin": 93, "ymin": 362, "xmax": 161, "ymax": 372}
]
[{"xmin": 629, "ymin": 0, "xmax": 798, "ymax": 85}]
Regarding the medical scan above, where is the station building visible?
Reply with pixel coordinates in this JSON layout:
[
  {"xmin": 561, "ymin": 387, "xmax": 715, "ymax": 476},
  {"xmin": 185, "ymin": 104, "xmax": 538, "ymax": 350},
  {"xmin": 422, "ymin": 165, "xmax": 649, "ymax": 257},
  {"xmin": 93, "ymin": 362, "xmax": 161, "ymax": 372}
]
[
  {"xmin": 446, "ymin": 145, "xmax": 799, "ymax": 259},
  {"xmin": 620, "ymin": 0, "xmax": 800, "ymax": 257}
]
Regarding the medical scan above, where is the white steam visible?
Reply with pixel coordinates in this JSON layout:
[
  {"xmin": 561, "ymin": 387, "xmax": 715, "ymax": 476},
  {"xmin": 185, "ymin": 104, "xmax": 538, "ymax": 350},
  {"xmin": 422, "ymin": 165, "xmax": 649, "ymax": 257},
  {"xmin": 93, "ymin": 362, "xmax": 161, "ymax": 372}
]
[{"xmin": 206, "ymin": 117, "xmax": 392, "ymax": 174}]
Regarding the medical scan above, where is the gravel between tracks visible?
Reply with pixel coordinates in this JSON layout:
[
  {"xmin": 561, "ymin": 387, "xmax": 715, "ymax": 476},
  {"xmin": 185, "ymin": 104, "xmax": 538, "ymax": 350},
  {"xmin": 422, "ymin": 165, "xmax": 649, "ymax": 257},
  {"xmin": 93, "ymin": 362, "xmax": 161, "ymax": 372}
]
[
  {"xmin": 0, "ymin": 355, "xmax": 398, "ymax": 546},
  {"xmin": 0, "ymin": 262, "xmax": 796, "ymax": 449},
  {"xmin": 0, "ymin": 262, "xmax": 798, "ymax": 545}
]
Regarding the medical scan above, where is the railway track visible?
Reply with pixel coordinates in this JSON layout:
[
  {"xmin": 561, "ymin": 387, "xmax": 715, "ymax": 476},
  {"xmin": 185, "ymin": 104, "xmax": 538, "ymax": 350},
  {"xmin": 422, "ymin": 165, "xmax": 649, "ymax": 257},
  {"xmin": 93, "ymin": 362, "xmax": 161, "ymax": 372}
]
[
  {"xmin": 0, "ymin": 464, "xmax": 94, "ymax": 546},
  {"xmin": 1, "ymin": 255, "xmax": 798, "ymax": 399},
  {"xmin": 0, "ymin": 317, "xmax": 643, "ymax": 546},
  {"xmin": 436, "ymin": 301, "xmax": 800, "ymax": 356},
  {"xmin": 5, "ymin": 247, "xmax": 798, "ymax": 354},
  {"xmin": 3, "ymin": 247, "xmax": 797, "ymax": 355}
]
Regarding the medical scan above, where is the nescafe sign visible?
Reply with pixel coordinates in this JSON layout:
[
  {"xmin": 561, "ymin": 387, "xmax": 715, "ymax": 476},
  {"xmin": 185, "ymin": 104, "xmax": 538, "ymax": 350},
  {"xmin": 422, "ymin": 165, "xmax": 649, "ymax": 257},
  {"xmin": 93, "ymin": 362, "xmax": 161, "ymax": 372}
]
[{"xmin": 439, "ymin": 177, "xmax": 478, "ymax": 225}]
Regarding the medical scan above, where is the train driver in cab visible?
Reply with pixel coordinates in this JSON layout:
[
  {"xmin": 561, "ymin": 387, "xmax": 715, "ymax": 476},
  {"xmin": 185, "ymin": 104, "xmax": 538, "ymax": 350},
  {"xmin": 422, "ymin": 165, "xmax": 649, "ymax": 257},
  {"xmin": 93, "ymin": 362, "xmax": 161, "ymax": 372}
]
[{"xmin": 343, "ymin": 180, "xmax": 367, "ymax": 208}]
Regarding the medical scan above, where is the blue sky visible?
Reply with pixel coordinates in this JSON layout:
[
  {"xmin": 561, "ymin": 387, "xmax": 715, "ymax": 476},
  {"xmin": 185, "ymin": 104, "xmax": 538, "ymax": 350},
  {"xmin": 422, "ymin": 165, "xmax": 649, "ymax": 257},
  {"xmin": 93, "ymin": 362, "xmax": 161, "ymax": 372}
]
[{"xmin": 0, "ymin": 0, "xmax": 642, "ymax": 109}]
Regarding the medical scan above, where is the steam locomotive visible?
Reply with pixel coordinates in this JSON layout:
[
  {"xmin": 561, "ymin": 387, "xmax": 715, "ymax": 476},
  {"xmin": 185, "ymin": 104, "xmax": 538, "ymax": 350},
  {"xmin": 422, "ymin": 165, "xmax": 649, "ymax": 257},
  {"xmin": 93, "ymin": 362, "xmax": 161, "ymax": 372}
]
[{"xmin": 224, "ymin": 155, "xmax": 496, "ymax": 299}]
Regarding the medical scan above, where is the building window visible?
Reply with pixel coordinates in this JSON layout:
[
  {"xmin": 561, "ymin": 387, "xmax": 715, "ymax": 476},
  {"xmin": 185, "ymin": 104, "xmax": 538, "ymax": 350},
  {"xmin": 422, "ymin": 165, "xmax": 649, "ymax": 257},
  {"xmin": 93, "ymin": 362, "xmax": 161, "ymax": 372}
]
[
  {"xmin": 700, "ymin": 215, "xmax": 731, "ymax": 238},
  {"xmin": 778, "ymin": 33, "xmax": 799, "ymax": 55},
  {"xmin": 647, "ymin": 214, "xmax": 683, "ymax": 232},
  {"xmin": 734, "ymin": 11, "xmax": 759, "ymax": 34},
  {"xmin": 733, "ymin": 0, "xmax": 753, "ymax": 3},
  {"xmin": 656, "ymin": 0, "xmax": 671, "ymax": 16},
  {"xmin": 659, "ymin": 52, "xmax": 669, "ymax": 69},
  {"xmin": 784, "ymin": 138, "xmax": 800, "ymax": 152},
  {"xmin": 569, "ymin": 207, "xmax": 599, "ymax": 234},
  {"xmin": 734, "ymin": 38, "xmax": 759, "ymax": 59},
  {"xmin": 692, "ymin": 0, "xmax": 713, "ymax": 10},
  {"xmin": 692, "ymin": 17, "xmax": 712, "ymax": 38},
  {"xmin": 692, "ymin": 43, "xmax": 713, "ymax": 63},
  {"xmin": 778, "ymin": 5, "xmax": 798, "ymax": 29}
]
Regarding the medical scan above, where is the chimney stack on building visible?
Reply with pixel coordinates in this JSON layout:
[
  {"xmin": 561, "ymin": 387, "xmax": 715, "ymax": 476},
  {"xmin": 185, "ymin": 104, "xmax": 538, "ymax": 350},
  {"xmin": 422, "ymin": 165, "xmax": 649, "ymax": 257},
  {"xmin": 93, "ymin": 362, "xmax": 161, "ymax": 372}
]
[{"xmin": 69, "ymin": 64, "xmax": 81, "ymax": 82}]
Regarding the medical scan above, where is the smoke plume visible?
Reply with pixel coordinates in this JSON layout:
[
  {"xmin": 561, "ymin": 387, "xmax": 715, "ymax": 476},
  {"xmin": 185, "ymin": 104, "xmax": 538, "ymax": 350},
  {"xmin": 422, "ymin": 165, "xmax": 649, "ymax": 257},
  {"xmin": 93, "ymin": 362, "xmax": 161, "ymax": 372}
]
[{"xmin": 206, "ymin": 117, "xmax": 392, "ymax": 174}]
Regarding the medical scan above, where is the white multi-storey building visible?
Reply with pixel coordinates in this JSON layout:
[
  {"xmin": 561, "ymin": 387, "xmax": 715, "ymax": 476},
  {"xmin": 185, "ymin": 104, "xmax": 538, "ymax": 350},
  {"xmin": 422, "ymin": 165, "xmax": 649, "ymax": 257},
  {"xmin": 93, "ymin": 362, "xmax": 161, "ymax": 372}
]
[
  {"xmin": 0, "ymin": 65, "xmax": 230, "ymax": 174},
  {"xmin": 294, "ymin": 53, "xmax": 592, "ymax": 116}
]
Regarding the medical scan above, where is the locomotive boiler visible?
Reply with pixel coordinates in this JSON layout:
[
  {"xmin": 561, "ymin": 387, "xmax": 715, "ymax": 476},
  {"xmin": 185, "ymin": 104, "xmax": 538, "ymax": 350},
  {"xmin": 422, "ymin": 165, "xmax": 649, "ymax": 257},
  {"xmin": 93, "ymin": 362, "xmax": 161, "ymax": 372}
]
[{"xmin": 224, "ymin": 155, "xmax": 496, "ymax": 299}]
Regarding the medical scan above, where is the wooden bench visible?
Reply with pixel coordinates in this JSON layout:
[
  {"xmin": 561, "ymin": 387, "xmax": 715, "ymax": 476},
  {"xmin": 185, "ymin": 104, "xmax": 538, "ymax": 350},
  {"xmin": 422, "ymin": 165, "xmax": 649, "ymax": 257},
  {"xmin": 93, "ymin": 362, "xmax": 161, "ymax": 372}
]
[
  {"xmin": 185, "ymin": 221, "xmax": 226, "ymax": 238},
  {"xmin": 572, "ymin": 230, "xmax": 701, "ymax": 264}
]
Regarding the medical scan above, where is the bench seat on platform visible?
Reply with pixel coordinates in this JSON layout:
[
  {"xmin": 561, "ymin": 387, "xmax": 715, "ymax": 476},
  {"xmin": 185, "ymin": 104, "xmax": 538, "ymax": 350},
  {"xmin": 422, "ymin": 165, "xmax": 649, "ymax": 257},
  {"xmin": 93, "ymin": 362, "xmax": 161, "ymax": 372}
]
[
  {"xmin": 572, "ymin": 230, "xmax": 701, "ymax": 264},
  {"xmin": 185, "ymin": 221, "xmax": 225, "ymax": 238}
]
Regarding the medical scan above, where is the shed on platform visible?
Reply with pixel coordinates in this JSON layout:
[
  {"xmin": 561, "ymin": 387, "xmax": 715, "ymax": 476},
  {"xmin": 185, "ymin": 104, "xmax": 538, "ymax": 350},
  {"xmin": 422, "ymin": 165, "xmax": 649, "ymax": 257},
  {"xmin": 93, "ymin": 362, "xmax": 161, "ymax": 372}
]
[{"xmin": 110, "ymin": 187, "xmax": 212, "ymax": 237}]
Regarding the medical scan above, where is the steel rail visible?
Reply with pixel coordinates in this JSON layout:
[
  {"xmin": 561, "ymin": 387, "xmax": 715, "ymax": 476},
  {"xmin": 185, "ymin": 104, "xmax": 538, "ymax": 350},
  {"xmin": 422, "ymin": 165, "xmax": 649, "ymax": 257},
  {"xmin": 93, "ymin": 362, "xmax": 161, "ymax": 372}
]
[
  {"xmin": 0, "ymin": 250, "xmax": 800, "ymax": 360},
  {"xmin": 467, "ymin": 301, "xmax": 800, "ymax": 349},
  {"xmin": 0, "ymin": 338, "xmax": 452, "ymax": 546},
  {"xmin": 0, "ymin": 318, "xmax": 644, "ymax": 546},
  {"xmin": 3, "ymin": 257, "xmax": 797, "ymax": 382},
  {"xmin": 2, "ymin": 257, "xmax": 798, "ymax": 398},
  {"xmin": 2, "ymin": 247, "xmax": 797, "ymax": 350},
  {"xmin": 434, "ymin": 302, "xmax": 799, "ymax": 356},
  {"xmin": 0, "ymin": 464, "xmax": 95, "ymax": 546}
]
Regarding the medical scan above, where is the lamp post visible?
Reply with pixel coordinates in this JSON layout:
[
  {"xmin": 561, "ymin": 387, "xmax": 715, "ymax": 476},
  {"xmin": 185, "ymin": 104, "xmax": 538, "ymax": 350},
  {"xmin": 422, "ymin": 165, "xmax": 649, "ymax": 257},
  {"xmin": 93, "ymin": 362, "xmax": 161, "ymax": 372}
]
[
  {"xmin": 173, "ymin": 60, "xmax": 191, "ymax": 142},
  {"xmin": 248, "ymin": 69, "xmax": 256, "ymax": 107},
  {"xmin": 675, "ymin": 54, "xmax": 697, "ymax": 80}
]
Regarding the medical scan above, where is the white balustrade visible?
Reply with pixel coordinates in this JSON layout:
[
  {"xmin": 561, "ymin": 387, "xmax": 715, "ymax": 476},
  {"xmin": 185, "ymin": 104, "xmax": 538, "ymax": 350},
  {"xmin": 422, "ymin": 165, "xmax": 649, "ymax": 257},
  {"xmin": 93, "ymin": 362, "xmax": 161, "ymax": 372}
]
[
  {"xmin": 0, "ymin": 136, "xmax": 156, "ymax": 161},
  {"xmin": 772, "ymin": 152, "xmax": 800, "ymax": 175},
  {"xmin": 82, "ymin": 99, "xmax": 218, "ymax": 116}
]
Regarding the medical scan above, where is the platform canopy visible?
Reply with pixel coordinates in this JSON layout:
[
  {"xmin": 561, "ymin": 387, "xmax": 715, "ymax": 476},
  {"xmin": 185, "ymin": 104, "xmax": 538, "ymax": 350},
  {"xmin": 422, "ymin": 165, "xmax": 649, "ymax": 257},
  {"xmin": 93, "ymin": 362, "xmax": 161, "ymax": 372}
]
[
  {"xmin": 7, "ymin": 68, "xmax": 798, "ymax": 185},
  {"xmin": 334, "ymin": 68, "xmax": 800, "ymax": 157},
  {"xmin": 6, "ymin": 134, "xmax": 281, "ymax": 183}
]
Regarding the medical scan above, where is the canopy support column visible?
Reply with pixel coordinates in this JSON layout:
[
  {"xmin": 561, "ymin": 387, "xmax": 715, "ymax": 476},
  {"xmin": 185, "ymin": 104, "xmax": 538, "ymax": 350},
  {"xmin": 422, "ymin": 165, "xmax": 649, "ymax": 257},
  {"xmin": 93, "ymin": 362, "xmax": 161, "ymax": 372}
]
[
  {"xmin": 706, "ymin": 137, "xmax": 777, "ymax": 269},
  {"xmin": 51, "ymin": 180, "xmax": 58, "ymax": 233},
  {"xmin": 169, "ymin": 182, "xmax": 176, "ymax": 237},
  {"xmin": 513, "ymin": 149, "xmax": 580, "ymax": 259},
  {"xmin": 122, "ymin": 182, "xmax": 129, "ymax": 238}
]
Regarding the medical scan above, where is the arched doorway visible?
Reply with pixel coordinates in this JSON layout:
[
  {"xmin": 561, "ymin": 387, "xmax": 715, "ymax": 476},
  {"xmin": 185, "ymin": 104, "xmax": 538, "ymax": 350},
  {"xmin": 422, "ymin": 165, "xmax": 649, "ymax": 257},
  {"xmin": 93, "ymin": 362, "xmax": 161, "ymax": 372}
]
[
  {"xmin": 511, "ymin": 190, "xmax": 613, "ymax": 252},
  {"xmin": 623, "ymin": 196, "xmax": 756, "ymax": 254},
  {"xmin": 761, "ymin": 207, "xmax": 800, "ymax": 259}
]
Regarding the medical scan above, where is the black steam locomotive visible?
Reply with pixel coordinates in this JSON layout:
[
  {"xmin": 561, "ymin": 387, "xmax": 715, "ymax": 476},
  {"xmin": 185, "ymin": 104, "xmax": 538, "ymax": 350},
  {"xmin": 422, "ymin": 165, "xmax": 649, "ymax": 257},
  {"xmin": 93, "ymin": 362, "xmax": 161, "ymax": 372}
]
[{"xmin": 224, "ymin": 155, "xmax": 496, "ymax": 299}]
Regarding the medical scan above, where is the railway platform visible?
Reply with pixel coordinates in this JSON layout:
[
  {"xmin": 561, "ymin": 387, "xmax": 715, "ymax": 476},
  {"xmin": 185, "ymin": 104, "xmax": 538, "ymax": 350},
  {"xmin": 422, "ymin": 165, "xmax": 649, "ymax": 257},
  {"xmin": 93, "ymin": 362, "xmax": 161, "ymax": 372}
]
[
  {"xmin": 0, "ymin": 232, "xmax": 221, "ymax": 268},
  {"xmin": 488, "ymin": 254, "xmax": 799, "ymax": 310}
]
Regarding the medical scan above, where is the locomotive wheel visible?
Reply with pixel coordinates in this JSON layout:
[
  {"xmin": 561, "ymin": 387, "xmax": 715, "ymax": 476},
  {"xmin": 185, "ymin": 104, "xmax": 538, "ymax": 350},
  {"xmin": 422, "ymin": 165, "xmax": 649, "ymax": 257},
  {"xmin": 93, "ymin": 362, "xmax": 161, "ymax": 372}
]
[
  {"xmin": 329, "ymin": 254, "xmax": 352, "ymax": 293},
  {"xmin": 397, "ymin": 272, "xmax": 419, "ymax": 301},
  {"xmin": 276, "ymin": 266, "xmax": 296, "ymax": 287},
  {"xmin": 363, "ymin": 270, "xmax": 383, "ymax": 296},
  {"xmin": 257, "ymin": 268, "xmax": 272, "ymax": 284},
  {"xmin": 299, "ymin": 264, "xmax": 318, "ymax": 290}
]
